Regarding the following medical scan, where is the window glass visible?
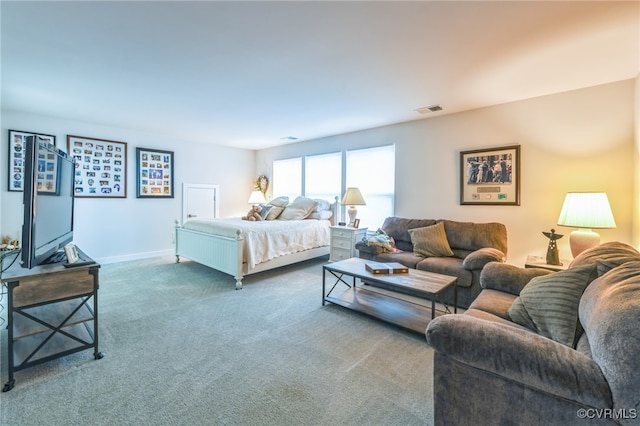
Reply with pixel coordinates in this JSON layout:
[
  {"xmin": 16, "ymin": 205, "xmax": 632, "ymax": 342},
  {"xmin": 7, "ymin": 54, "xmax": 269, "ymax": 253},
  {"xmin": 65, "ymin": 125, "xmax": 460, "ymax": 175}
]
[
  {"xmin": 272, "ymin": 157, "xmax": 302, "ymax": 200},
  {"xmin": 305, "ymin": 152, "xmax": 341, "ymax": 203},
  {"xmin": 346, "ymin": 145, "xmax": 395, "ymax": 229}
]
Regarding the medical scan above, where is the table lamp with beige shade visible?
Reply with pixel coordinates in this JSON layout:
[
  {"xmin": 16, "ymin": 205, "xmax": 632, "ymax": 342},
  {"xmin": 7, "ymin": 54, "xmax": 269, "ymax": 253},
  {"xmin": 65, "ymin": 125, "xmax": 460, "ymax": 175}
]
[{"xmin": 557, "ymin": 192, "xmax": 616, "ymax": 257}]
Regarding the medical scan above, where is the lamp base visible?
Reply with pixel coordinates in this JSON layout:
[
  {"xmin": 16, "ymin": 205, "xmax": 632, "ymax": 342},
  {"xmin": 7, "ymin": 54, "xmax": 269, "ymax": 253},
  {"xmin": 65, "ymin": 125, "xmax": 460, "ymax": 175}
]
[
  {"xmin": 569, "ymin": 229, "xmax": 600, "ymax": 258},
  {"xmin": 347, "ymin": 206, "xmax": 357, "ymax": 226}
]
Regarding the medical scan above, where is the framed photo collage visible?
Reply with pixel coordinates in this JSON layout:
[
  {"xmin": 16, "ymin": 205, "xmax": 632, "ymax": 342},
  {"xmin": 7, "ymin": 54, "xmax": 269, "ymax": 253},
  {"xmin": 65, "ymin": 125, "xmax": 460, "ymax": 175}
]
[{"xmin": 6, "ymin": 130, "xmax": 174, "ymax": 199}]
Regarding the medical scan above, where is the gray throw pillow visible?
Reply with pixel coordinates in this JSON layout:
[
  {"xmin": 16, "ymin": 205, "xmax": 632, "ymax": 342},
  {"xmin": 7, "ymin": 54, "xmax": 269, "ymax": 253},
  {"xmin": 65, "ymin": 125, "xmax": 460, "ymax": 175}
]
[
  {"xmin": 408, "ymin": 222, "xmax": 454, "ymax": 257},
  {"xmin": 507, "ymin": 264, "xmax": 598, "ymax": 347}
]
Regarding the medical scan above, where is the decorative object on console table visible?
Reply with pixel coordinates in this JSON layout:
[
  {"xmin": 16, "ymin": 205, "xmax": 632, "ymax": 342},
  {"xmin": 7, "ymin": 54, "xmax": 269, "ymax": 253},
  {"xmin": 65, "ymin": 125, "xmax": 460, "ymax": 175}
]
[
  {"xmin": 524, "ymin": 255, "xmax": 570, "ymax": 272},
  {"xmin": 542, "ymin": 228, "xmax": 563, "ymax": 265},
  {"xmin": 67, "ymin": 135, "xmax": 127, "ymax": 198},
  {"xmin": 329, "ymin": 225, "xmax": 368, "ymax": 262},
  {"xmin": 365, "ymin": 261, "xmax": 409, "ymax": 274},
  {"xmin": 8, "ymin": 130, "xmax": 56, "ymax": 192},
  {"xmin": 460, "ymin": 145, "xmax": 520, "ymax": 205},
  {"xmin": 136, "ymin": 147, "xmax": 174, "ymax": 198},
  {"xmin": 556, "ymin": 192, "xmax": 616, "ymax": 257},
  {"xmin": 341, "ymin": 187, "xmax": 366, "ymax": 226}
]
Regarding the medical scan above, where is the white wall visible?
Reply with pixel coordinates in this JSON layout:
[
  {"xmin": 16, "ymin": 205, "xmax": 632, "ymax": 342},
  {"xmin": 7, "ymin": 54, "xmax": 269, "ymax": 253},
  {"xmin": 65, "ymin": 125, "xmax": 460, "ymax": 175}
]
[
  {"xmin": 257, "ymin": 80, "xmax": 637, "ymax": 266},
  {"xmin": 634, "ymin": 73, "xmax": 640, "ymax": 249},
  {"xmin": 1, "ymin": 112, "xmax": 255, "ymax": 263}
]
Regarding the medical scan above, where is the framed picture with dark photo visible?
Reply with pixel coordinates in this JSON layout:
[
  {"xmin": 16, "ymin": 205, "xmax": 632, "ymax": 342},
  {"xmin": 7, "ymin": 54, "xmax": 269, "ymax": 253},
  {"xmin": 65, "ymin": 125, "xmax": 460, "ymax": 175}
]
[
  {"xmin": 136, "ymin": 147, "xmax": 174, "ymax": 198},
  {"xmin": 8, "ymin": 130, "xmax": 56, "ymax": 192},
  {"xmin": 67, "ymin": 135, "xmax": 128, "ymax": 198},
  {"xmin": 353, "ymin": 218, "xmax": 360, "ymax": 228},
  {"xmin": 460, "ymin": 145, "xmax": 521, "ymax": 206}
]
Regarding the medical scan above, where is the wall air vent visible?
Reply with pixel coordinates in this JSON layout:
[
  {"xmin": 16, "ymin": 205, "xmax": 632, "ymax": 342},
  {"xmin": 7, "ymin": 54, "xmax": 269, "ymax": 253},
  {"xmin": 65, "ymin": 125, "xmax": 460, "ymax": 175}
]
[{"xmin": 415, "ymin": 105, "xmax": 443, "ymax": 114}]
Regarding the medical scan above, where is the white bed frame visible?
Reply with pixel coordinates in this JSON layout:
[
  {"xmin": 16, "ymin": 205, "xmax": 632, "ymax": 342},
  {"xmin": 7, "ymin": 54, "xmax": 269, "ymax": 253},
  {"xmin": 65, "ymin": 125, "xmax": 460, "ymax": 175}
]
[{"xmin": 174, "ymin": 199, "xmax": 339, "ymax": 289}]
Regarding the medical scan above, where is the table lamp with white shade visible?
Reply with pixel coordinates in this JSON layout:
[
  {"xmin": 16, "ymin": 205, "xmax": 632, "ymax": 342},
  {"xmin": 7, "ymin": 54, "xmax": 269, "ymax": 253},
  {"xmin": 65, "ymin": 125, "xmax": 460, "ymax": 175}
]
[
  {"xmin": 247, "ymin": 190, "xmax": 266, "ymax": 205},
  {"xmin": 556, "ymin": 192, "xmax": 616, "ymax": 257},
  {"xmin": 341, "ymin": 187, "xmax": 366, "ymax": 226}
]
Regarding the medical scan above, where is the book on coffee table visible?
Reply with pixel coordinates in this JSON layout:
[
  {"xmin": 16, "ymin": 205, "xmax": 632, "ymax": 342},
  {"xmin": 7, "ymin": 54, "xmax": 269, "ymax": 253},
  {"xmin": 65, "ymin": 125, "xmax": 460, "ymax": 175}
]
[{"xmin": 365, "ymin": 261, "xmax": 409, "ymax": 274}]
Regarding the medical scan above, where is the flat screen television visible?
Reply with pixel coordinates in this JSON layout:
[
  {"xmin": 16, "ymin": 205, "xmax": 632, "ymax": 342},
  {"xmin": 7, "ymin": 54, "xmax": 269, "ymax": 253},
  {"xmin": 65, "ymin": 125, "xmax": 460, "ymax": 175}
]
[{"xmin": 21, "ymin": 136, "xmax": 75, "ymax": 268}]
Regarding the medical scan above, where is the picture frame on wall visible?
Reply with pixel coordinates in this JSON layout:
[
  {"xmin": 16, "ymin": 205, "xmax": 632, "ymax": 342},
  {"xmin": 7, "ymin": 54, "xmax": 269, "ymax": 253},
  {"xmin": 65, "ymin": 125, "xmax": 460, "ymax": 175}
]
[
  {"xmin": 460, "ymin": 144, "xmax": 521, "ymax": 205},
  {"xmin": 136, "ymin": 147, "xmax": 174, "ymax": 198},
  {"xmin": 67, "ymin": 135, "xmax": 128, "ymax": 198},
  {"xmin": 7, "ymin": 130, "xmax": 56, "ymax": 192}
]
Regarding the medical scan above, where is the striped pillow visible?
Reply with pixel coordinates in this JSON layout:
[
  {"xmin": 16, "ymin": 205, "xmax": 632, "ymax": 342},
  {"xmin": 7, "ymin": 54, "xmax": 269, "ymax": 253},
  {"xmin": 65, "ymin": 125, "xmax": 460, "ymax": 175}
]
[
  {"xmin": 408, "ymin": 222, "xmax": 454, "ymax": 257},
  {"xmin": 507, "ymin": 264, "xmax": 598, "ymax": 347}
]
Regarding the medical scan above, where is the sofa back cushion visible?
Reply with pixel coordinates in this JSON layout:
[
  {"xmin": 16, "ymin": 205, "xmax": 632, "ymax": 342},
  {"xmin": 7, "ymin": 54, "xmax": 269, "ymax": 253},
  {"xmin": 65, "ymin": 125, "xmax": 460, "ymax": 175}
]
[
  {"xmin": 579, "ymin": 260, "xmax": 640, "ymax": 418},
  {"xmin": 569, "ymin": 241, "xmax": 640, "ymax": 274},
  {"xmin": 580, "ymin": 261, "xmax": 640, "ymax": 418},
  {"xmin": 381, "ymin": 217, "xmax": 437, "ymax": 252},
  {"xmin": 440, "ymin": 220, "xmax": 508, "ymax": 257}
]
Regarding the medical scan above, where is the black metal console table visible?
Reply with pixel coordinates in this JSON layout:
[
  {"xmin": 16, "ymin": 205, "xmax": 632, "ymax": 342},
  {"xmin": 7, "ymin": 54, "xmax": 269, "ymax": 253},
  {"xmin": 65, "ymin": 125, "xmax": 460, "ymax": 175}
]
[{"xmin": 1, "ymin": 249, "xmax": 102, "ymax": 392}]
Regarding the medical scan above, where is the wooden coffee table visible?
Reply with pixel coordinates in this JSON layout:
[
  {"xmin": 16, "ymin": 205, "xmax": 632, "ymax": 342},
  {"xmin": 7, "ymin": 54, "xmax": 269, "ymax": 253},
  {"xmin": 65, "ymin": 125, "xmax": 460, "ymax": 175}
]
[{"xmin": 322, "ymin": 257, "xmax": 458, "ymax": 333}]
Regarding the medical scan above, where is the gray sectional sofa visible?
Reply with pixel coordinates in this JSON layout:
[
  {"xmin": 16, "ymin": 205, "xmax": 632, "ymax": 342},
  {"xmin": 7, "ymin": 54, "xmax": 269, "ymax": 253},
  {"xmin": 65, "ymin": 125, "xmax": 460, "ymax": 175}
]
[
  {"xmin": 426, "ymin": 242, "xmax": 640, "ymax": 426},
  {"xmin": 355, "ymin": 217, "xmax": 508, "ymax": 309}
]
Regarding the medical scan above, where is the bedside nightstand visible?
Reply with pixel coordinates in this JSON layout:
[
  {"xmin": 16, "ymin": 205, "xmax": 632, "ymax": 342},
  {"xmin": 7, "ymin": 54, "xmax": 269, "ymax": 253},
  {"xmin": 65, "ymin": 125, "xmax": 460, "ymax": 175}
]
[
  {"xmin": 329, "ymin": 226, "xmax": 368, "ymax": 262},
  {"xmin": 524, "ymin": 255, "xmax": 571, "ymax": 272}
]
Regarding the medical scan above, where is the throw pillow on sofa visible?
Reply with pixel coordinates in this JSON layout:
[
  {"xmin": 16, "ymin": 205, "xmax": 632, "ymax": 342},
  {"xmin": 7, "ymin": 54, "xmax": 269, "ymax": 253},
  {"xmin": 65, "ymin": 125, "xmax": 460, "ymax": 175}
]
[
  {"xmin": 408, "ymin": 222, "xmax": 454, "ymax": 257},
  {"xmin": 507, "ymin": 264, "xmax": 598, "ymax": 347}
]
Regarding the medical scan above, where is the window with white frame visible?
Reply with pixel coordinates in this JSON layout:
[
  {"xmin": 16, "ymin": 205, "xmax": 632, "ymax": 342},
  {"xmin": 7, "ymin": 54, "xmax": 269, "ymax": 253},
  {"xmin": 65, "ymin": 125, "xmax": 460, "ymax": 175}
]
[
  {"xmin": 346, "ymin": 145, "xmax": 395, "ymax": 230},
  {"xmin": 272, "ymin": 157, "xmax": 302, "ymax": 200},
  {"xmin": 305, "ymin": 152, "xmax": 341, "ymax": 203}
]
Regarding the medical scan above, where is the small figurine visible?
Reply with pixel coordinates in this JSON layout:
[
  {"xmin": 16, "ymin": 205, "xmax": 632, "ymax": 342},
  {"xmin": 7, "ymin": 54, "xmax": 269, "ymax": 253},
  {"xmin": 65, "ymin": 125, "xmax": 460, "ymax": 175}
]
[{"xmin": 542, "ymin": 228, "xmax": 563, "ymax": 266}]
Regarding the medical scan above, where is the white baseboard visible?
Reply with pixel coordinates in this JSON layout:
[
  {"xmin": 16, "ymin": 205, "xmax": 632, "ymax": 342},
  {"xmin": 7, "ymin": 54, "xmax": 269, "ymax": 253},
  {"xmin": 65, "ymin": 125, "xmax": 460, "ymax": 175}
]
[{"xmin": 95, "ymin": 249, "xmax": 174, "ymax": 265}]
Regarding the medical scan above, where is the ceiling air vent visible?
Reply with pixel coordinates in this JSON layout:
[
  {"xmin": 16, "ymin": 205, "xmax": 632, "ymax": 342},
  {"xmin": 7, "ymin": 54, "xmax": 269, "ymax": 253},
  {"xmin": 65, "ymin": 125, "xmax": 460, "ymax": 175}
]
[{"xmin": 415, "ymin": 105, "xmax": 443, "ymax": 114}]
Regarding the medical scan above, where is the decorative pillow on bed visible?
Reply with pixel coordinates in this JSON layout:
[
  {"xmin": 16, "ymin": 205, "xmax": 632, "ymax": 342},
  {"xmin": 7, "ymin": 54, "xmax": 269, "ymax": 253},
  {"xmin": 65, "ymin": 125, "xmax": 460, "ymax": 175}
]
[
  {"xmin": 265, "ymin": 196, "xmax": 289, "ymax": 220},
  {"xmin": 312, "ymin": 199, "xmax": 331, "ymax": 212},
  {"xmin": 258, "ymin": 204, "xmax": 273, "ymax": 220},
  {"xmin": 278, "ymin": 196, "xmax": 318, "ymax": 220},
  {"xmin": 307, "ymin": 210, "xmax": 333, "ymax": 220},
  {"xmin": 268, "ymin": 196, "xmax": 289, "ymax": 207}
]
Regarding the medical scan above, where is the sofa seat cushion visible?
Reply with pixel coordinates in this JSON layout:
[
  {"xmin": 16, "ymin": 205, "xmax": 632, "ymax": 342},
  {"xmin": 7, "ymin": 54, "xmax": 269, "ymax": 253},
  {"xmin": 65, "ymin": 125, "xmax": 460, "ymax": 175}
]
[
  {"xmin": 468, "ymin": 288, "xmax": 517, "ymax": 320},
  {"xmin": 507, "ymin": 264, "xmax": 598, "ymax": 347},
  {"xmin": 369, "ymin": 250, "xmax": 424, "ymax": 269},
  {"xmin": 416, "ymin": 257, "xmax": 472, "ymax": 288}
]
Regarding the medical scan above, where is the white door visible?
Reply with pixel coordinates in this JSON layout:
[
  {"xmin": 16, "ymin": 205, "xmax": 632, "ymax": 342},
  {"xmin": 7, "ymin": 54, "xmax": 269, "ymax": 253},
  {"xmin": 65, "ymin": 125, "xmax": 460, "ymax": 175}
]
[{"xmin": 182, "ymin": 183, "xmax": 219, "ymax": 224}]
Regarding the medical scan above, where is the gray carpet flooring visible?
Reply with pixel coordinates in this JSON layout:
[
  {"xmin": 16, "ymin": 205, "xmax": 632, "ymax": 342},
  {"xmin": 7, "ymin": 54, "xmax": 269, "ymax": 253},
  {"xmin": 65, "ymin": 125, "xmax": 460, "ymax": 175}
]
[{"xmin": 0, "ymin": 256, "xmax": 434, "ymax": 425}]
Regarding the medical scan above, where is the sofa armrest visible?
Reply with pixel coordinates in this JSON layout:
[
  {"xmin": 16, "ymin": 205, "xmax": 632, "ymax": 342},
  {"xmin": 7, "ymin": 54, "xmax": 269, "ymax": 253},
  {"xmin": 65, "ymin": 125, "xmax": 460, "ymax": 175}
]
[
  {"xmin": 461, "ymin": 248, "xmax": 506, "ymax": 271},
  {"xmin": 426, "ymin": 315, "xmax": 612, "ymax": 408},
  {"xmin": 480, "ymin": 262, "xmax": 553, "ymax": 295}
]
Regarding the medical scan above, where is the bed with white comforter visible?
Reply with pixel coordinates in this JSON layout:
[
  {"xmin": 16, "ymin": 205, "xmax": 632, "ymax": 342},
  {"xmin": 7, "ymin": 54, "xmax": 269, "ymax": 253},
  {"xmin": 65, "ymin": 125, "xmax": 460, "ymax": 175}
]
[{"xmin": 174, "ymin": 196, "xmax": 337, "ymax": 289}]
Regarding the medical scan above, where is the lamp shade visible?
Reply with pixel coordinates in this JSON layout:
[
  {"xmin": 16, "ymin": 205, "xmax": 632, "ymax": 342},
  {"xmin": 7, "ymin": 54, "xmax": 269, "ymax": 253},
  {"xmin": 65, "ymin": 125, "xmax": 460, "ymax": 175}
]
[
  {"xmin": 247, "ymin": 190, "xmax": 266, "ymax": 204},
  {"xmin": 341, "ymin": 187, "xmax": 366, "ymax": 206},
  {"xmin": 557, "ymin": 192, "xmax": 616, "ymax": 229},
  {"xmin": 557, "ymin": 192, "xmax": 616, "ymax": 257}
]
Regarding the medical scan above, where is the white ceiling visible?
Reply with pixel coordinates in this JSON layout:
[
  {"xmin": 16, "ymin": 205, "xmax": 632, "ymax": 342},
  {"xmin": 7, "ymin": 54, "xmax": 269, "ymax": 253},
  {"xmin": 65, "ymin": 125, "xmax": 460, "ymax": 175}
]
[{"xmin": 2, "ymin": 1, "xmax": 638, "ymax": 150}]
